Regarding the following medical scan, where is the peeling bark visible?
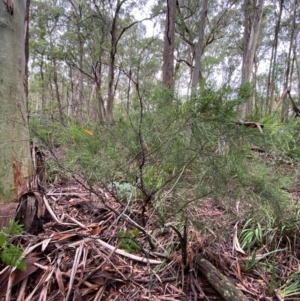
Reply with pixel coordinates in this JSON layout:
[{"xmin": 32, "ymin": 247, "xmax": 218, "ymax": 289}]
[{"xmin": 12, "ymin": 159, "xmax": 27, "ymax": 197}]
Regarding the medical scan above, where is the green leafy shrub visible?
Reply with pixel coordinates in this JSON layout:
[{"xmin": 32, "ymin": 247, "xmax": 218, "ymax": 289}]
[
  {"xmin": 109, "ymin": 181, "xmax": 136, "ymax": 201},
  {"xmin": 29, "ymin": 85, "xmax": 295, "ymax": 231},
  {"xmin": 0, "ymin": 220, "xmax": 26, "ymax": 271},
  {"xmin": 117, "ymin": 228, "xmax": 141, "ymax": 253}
]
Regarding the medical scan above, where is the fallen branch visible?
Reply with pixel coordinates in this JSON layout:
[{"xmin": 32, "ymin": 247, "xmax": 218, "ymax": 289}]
[
  {"xmin": 275, "ymin": 87, "xmax": 300, "ymax": 117},
  {"xmin": 195, "ymin": 255, "xmax": 249, "ymax": 301},
  {"xmin": 235, "ymin": 120, "xmax": 264, "ymax": 134},
  {"xmin": 69, "ymin": 237, "xmax": 162, "ymax": 265}
]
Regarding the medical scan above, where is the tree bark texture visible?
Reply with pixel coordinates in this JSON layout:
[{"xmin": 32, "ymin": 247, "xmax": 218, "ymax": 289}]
[
  {"xmin": 191, "ymin": 0, "xmax": 208, "ymax": 89},
  {"xmin": 162, "ymin": 0, "xmax": 176, "ymax": 89},
  {"xmin": 0, "ymin": 0, "xmax": 32, "ymax": 202},
  {"xmin": 281, "ymin": 0, "xmax": 298, "ymax": 116},
  {"xmin": 53, "ymin": 58, "xmax": 64, "ymax": 124},
  {"xmin": 106, "ymin": 0, "xmax": 126, "ymax": 124},
  {"xmin": 239, "ymin": 0, "xmax": 264, "ymax": 118},
  {"xmin": 266, "ymin": 0, "xmax": 284, "ymax": 114},
  {"xmin": 195, "ymin": 255, "xmax": 249, "ymax": 301}
]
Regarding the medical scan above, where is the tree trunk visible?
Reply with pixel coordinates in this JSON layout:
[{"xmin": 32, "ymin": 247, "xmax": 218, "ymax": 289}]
[
  {"xmin": 295, "ymin": 46, "xmax": 300, "ymax": 102},
  {"xmin": 239, "ymin": 0, "xmax": 264, "ymax": 118},
  {"xmin": 68, "ymin": 0, "xmax": 84, "ymax": 122},
  {"xmin": 266, "ymin": 0, "xmax": 284, "ymax": 114},
  {"xmin": 0, "ymin": 0, "xmax": 33, "ymax": 202},
  {"xmin": 106, "ymin": 0, "xmax": 123, "ymax": 125},
  {"xmin": 39, "ymin": 56, "xmax": 46, "ymax": 111},
  {"xmin": 191, "ymin": 0, "xmax": 208, "ymax": 89},
  {"xmin": 281, "ymin": 0, "xmax": 297, "ymax": 117},
  {"xmin": 162, "ymin": 0, "xmax": 176, "ymax": 90},
  {"xmin": 53, "ymin": 58, "xmax": 64, "ymax": 124}
]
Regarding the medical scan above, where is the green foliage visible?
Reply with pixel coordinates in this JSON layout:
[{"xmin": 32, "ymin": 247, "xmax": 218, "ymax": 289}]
[
  {"xmin": 239, "ymin": 219, "xmax": 264, "ymax": 250},
  {"xmin": 117, "ymin": 228, "xmax": 141, "ymax": 253},
  {"xmin": 109, "ymin": 181, "xmax": 136, "ymax": 201},
  {"xmin": 0, "ymin": 220, "xmax": 26, "ymax": 271},
  {"xmin": 262, "ymin": 115, "xmax": 300, "ymax": 164},
  {"xmin": 241, "ymin": 248, "xmax": 285, "ymax": 272},
  {"xmin": 279, "ymin": 271, "xmax": 300, "ymax": 298},
  {"xmin": 30, "ymin": 85, "xmax": 295, "ymax": 226},
  {"xmin": 1, "ymin": 220, "xmax": 24, "ymax": 236}
]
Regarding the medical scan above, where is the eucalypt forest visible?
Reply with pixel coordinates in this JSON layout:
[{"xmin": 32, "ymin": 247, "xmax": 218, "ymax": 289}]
[{"xmin": 0, "ymin": 0, "xmax": 300, "ymax": 300}]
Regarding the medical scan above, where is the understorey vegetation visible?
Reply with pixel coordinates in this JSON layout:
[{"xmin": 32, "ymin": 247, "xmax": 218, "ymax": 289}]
[{"xmin": 28, "ymin": 84, "xmax": 300, "ymax": 299}]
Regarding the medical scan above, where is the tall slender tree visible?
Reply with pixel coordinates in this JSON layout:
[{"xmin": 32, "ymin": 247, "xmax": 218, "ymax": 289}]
[
  {"xmin": 266, "ymin": 0, "xmax": 284, "ymax": 114},
  {"xmin": 162, "ymin": 0, "xmax": 176, "ymax": 90},
  {"xmin": 191, "ymin": 0, "xmax": 208, "ymax": 89},
  {"xmin": 239, "ymin": 0, "xmax": 264, "ymax": 118},
  {"xmin": 282, "ymin": 0, "xmax": 298, "ymax": 115}
]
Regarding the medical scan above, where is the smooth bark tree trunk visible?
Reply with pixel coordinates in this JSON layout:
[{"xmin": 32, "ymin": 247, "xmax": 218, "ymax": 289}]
[
  {"xmin": 295, "ymin": 47, "xmax": 300, "ymax": 101},
  {"xmin": 162, "ymin": 0, "xmax": 176, "ymax": 90},
  {"xmin": 68, "ymin": 67, "xmax": 73, "ymax": 116},
  {"xmin": 67, "ymin": 0, "xmax": 84, "ymax": 122},
  {"xmin": 106, "ymin": 0, "xmax": 122, "ymax": 125},
  {"xmin": 0, "ymin": 0, "xmax": 33, "ymax": 202},
  {"xmin": 281, "ymin": 0, "xmax": 297, "ymax": 117},
  {"xmin": 191, "ymin": 0, "xmax": 208, "ymax": 89},
  {"xmin": 53, "ymin": 58, "xmax": 64, "ymax": 124},
  {"xmin": 39, "ymin": 56, "xmax": 46, "ymax": 111},
  {"xmin": 239, "ymin": 0, "xmax": 264, "ymax": 118},
  {"xmin": 266, "ymin": 0, "xmax": 284, "ymax": 114}
]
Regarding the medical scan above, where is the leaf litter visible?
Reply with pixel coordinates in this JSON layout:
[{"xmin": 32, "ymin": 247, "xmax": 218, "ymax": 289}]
[{"xmin": 0, "ymin": 180, "xmax": 300, "ymax": 300}]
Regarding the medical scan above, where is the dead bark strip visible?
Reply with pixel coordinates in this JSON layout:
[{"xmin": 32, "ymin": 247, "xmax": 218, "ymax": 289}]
[
  {"xmin": 235, "ymin": 120, "xmax": 264, "ymax": 133},
  {"xmin": 15, "ymin": 192, "xmax": 47, "ymax": 234},
  {"xmin": 195, "ymin": 255, "xmax": 249, "ymax": 301}
]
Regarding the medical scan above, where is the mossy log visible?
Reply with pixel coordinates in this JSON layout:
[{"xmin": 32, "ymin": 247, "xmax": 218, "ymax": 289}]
[{"xmin": 195, "ymin": 255, "xmax": 249, "ymax": 301}]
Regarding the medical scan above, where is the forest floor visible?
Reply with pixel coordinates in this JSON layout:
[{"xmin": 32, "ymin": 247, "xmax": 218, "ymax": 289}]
[{"xmin": 1, "ymin": 176, "xmax": 300, "ymax": 301}]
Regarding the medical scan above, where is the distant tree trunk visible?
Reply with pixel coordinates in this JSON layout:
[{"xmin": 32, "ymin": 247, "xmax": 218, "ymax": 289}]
[
  {"xmin": 266, "ymin": 0, "xmax": 284, "ymax": 114},
  {"xmin": 106, "ymin": 29, "xmax": 117, "ymax": 124},
  {"xmin": 53, "ymin": 58, "xmax": 64, "ymax": 124},
  {"xmin": 105, "ymin": 0, "xmax": 126, "ymax": 125},
  {"xmin": 239, "ymin": 0, "xmax": 264, "ymax": 118},
  {"xmin": 281, "ymin": 0, "xmax": 297, "ymax": 117},
  {"xmin": 73, "ymin": 68, "xmax": 82, "ymax": 120},
  {"xmin": 39, "ymin": 55, "xmax": 46, "ymax": 111},
  {"xmin": 162, "ymin": 0, "xmax": 176, "ymax": 90},
  {"xmin": 191, "ymin": 0, "xmax": 208, "ymax": 89},
  {"xmin": 77, "ymin": 38, "xmax": 84, "ymax": 122},
  {"xmin": 0, "ymin": 0, "xmax": 33, "ymax": 202},
  {"xmin": 91, "ymin": 60, "xmax": 106, "ymax": 123},
  {"xmin": 295, "ymin": 45, "xmax": 300, "ymax": 101},
  {"xmin": 68, "ymin": 66, "xmax": 74, "ymax": 116}
]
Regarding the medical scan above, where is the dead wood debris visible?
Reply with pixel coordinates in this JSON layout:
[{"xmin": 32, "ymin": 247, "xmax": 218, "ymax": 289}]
[
  {"xmin": 0, "ymin": 182, "xmax": 299, "ymax": 300},
  {"xmin": 0, "ymin": 182, "xmax": 220, "ymax": 301},
  {"xmin": 235, "ymin": 120, "xmax": 264, "ymax": 134}
]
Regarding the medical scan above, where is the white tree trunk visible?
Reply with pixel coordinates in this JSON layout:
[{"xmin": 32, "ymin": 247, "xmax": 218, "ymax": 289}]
[
  {"xmin": 239, "ymin": 0, "xmax": 264, "ymax": 118},
  {"xmin": 0, "ymin": 0, "xmax": 32, "ymax": 201},
  {"xmin": 191, "ymin": 0, "xmax": 208, "ymax": 89}
]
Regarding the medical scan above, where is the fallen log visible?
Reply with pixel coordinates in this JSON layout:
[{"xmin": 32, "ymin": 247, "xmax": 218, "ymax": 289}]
[{"xmin": 195, "ymin": 255, "xmax": 249, "ymax": 301}]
